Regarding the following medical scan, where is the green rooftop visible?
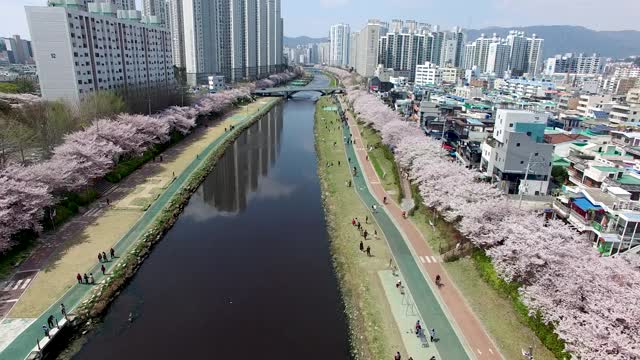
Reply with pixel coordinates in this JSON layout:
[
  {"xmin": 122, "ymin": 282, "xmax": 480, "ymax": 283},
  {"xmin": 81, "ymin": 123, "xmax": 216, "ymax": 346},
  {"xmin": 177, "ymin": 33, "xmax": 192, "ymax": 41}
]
[
  {"xmin": 617, "ymin": 175, "xmax": 640, "ymax": 185},
  {"xmin": 572, "ymin": 142, "xmax": 588, "ymax": 147},
  {"xmin": 593, "ymin": 166, "xmax": 621, "ymax": 173},
  {"xmin": 552, "ymin": 155, "xmax": 571, "ymax": 167}
]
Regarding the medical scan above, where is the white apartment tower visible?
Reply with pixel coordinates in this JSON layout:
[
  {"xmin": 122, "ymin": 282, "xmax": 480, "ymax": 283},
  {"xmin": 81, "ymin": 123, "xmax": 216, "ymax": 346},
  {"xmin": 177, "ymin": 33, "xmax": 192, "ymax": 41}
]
[
  {"xmin": 526, "ymin": 34, "xmax": 544, "ymax": 76},
  {"xmin": 486, "ymin": 41, "xmax": 510, "ymax": 78},
  {"xmin": 348, "ymin": 32, "xmax": 359, "ymax": 68},
  {"xmin": 26, "ymin": 2, "xmax": 173, "ymax": 103},
  {"xmin": 183, "ymin": 0, "xmax": 282, "ymax": 84},
  {"xmin": 329, "ymin": 23, "xmax": 350, "ymax": 67},
  {"xmin": 355, "ymin": 19, "xmax": 386, "ymax": 77}
]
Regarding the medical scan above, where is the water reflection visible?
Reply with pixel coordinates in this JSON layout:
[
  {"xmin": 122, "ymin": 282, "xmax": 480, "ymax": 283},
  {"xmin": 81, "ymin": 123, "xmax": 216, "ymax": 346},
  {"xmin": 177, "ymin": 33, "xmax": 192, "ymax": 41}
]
[{"xmin": 200, "ymin": 108, "xmax": 284, "ymax": 214}]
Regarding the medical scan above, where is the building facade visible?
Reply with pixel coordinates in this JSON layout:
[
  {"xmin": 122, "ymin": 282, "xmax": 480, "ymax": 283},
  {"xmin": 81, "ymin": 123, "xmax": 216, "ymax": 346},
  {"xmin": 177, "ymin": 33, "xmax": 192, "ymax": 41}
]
[
  {"xmin": 182, "ymin": 0, "xmax": 283, "ymax": 85},
  {"xmin": 167, "ymin": 0, "xmax": 185, "ymax": 68},
  {"xmin": 26, "ymin": 2, "xmax": 174, "ymax": 103},
  {"xmin": 329, "ymin": 23, "xmax": 350, "ymax": 67}
]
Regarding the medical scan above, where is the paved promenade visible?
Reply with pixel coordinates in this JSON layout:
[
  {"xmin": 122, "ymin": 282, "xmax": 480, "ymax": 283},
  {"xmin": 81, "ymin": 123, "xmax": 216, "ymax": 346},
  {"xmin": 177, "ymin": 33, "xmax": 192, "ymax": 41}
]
[
  {"xmin": 341, "ymin": 98, "xmax": 503, "ymax": 360},
  {"xmin": 0, "ymin": 98, "xmax": 279, "ymax": 360}
]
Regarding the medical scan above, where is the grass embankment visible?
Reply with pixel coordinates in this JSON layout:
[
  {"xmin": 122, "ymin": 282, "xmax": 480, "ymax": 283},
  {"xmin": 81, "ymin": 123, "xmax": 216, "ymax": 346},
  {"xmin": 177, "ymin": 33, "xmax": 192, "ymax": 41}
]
[
  {"xmin": 356, "ymin": 124, "xmax": 403, "ymax": 202},
  {"xmin": 315, "ymin": 96, "xmax": 403, "ymax": 360},
  {"xmin": 348, "ymin": 103, "xmax": 558, "ymax": 360}
]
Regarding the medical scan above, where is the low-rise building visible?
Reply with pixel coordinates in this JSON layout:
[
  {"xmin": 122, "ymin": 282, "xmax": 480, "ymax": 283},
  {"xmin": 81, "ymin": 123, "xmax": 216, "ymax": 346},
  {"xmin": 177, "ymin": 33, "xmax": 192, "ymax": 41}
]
[
  {"xmin": 414, "ymin": 62, "xmax": 441, "ymax": 86},
  {"xmin": 480, "ymin": 109, "xmax": 553, "ymax": 195},
  {"xmin": 454, "ymin": 86, "xmax": 482, "ymax": 99},
  {"xmin": 577, "ymin": 94, "xmax": 613, "ymax": 117}
]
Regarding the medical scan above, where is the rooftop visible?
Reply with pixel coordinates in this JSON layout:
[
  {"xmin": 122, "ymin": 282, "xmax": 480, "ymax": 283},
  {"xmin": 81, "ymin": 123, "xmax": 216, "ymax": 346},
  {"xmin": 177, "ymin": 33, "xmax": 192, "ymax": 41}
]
[{"xmin": 617, "ymin": 174, "xmax": 640, "ymax": 185}]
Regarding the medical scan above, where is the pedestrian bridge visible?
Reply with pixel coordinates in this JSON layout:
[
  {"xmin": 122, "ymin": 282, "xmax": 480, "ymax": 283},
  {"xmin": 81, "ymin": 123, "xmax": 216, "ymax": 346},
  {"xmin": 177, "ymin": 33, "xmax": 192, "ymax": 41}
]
[{"xmin": 252, "ymin": 86, "xmax": 345, "ymax": 98}]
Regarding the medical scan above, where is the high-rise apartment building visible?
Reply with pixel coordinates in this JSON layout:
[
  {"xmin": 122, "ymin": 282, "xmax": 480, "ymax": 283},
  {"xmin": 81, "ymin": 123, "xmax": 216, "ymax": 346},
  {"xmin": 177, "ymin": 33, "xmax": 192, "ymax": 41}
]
[
  {"xmin": 329, "ymin": 23, "xmax": 350, "ymax": 67},
  {"xmin": 26, "ymin": 1, "xmax": 174, "ymax": 103},
  {"xmin": 182, "ymin": 0, "xmax": 283, "ymax": 85},
  {"xmin": 486, "ymin": 41, "xmax": 510, "ymax": 77},
  {"xmin": 543, "ymin": 53, "xmax": 602, "ymax": 75},
  {"xmin": 167, "ymin": 0, "xmax": 185, "ymax": 68},
  {"xmin": 526, "ymin": 34, "xmax": 543, "ymax": 76},
  {"xmin": 355, "ymin": 19, "xmax": 386, "ymax": 77},
  {"xmin": 378, "ymin": 31, "xmax": 425, "ymax": 80},
  {"xmin": 465, "ymin": 31, "xmax": 544, "ymax": 77},
  {"xmin": 348, "ymin": 32, "xmax": 359, "ymax": 68},
  {"xmin": 1, "ymin": 35, "xmax": 33, "ymax": 64},
  {"xmin": 506, "ymin": 30, "xmax": 528, "ymax": 76},
  {"xmin": 142, "ymin": 0, "xmax": 167, "ymax": 26},
  {"xmin": 318, "ymin": 41, "xmax": 331, "ymax": 65}
]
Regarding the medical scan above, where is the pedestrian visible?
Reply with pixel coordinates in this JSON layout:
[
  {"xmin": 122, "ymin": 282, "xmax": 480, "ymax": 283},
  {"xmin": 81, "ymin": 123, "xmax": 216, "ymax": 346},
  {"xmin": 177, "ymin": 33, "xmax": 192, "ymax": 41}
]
[
  {"xmin": 89, "ymin": 273, "xmax": 95, "ymax": 284},
  {"xmin": 348, "ymin": 157, "xmax": 351, "ymax": 163},
  {"xmin": 402, "ymin": 211, "xmax": 407, "ymax": 219},
  {"xmin": 394, "ymin": 351, "xmax": 401, "ymax": 360},
  {"xmin": 396, "ymin": 280, "xmax": 402, "ymax": 288},
  {"xmin": 352, "ymin": 218, "xmax": 356, "ymax": 226},
  {"xmin": 160, "ymin": 155, "xmax": 163, "ymax": 162},
  {"xmin": 348, "ymin": 179, "xmax": 352, "ymax": 187},
  {"xmin": 43, "ymin": 324, "xmax": 50, "ymax": 338},
  {"xmin": 389, "ymin": 258, "xmax": 393, "ymax": 268},
  {"xmin": 47, "ymin": 315, "xmax": 54, "ymax": 329},
  {"xmin": 60, "ymin": 303, "xmax": 66, "ymax": 317},
  {"xmin": 102, "ymin": 251, "xmax": 108, "ymax": 262},
  {"xmin": 366, "ymin": 246, "xmax": 371, "ymax": 256},
  {"xmin": 338, "ymin": 161, "xmax": 341, "ymax": 166},
  {"xmin": 83, "ymin": 273, "xmax": 89, "ymax": 284},
  {"xmin": 101, "ymin": 264, "xmax": 106, "ymax": 275},
  {"xmin": 76, "ymin": 273, "xmax": 82, "ymax": 284},
  {"xmin": 365, "ymin": 215, "xmax": 368, "ymax": 224},
  {"xmin": 363, "ymin": 230, "xmax": 368, "ymax": 239},
  {"xmin": 430, "ymin": 328, "xmax": 436, "ymax": 342},
  {"xmin": 357, "ymin": 221, "xmax": 361, "ymax": 230},
  {"xmin": 366, "ymin": 155, "xmax": 368, "ymax": 161},
  {"xmin": 359, "ymin": 240, "xmax": 364, "ymax": 252},
  {"xmin": 110, "ymin": 248, "xmax": 115, "ymax": 258},
  {"xmin": 374, "ymin": 229, "xmax": 378, "ymax": 238},
  {"xmin": 106, "ymin": 198, "xmax": 110, "ymax": 206},
  {"xmin": 372, "ymin": 204, "xmax": 377, "ymax": 213},
  {"xmin": 98, "ymin": 253, "xmax": 103, "ymax": 263},
  {"xmin": 383, "ymin": 196, "xmax": 387, "ymax": 204},
  {"xmin": 172, "ymin": 171, "xmax": 175, "ymax": 178}
]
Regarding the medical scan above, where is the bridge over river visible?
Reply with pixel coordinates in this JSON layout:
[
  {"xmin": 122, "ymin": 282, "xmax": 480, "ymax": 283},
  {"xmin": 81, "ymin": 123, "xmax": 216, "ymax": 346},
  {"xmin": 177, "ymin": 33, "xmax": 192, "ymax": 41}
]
[{"xmin": 252, "ymin": 85, "xmax": 345, "ymax": 98}]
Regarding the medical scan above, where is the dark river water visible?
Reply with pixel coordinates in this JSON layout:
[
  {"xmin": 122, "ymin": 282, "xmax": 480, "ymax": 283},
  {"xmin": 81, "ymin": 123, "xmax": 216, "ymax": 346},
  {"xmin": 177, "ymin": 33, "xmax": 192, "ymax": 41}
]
[{"xmin": 69, "ymin": 75, "xmax": 351, "ymax": 359}]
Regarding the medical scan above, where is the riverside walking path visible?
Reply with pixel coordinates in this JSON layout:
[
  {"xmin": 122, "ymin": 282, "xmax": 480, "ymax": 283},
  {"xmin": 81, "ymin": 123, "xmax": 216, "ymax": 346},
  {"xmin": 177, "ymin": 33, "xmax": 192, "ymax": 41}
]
[
  {"xmin": 0, "ymin": 97, "xmax": 280, "ymax": 360},
  {"xmin": 340, "ymin": 97, "xmax": 502, "ymax": 360}
]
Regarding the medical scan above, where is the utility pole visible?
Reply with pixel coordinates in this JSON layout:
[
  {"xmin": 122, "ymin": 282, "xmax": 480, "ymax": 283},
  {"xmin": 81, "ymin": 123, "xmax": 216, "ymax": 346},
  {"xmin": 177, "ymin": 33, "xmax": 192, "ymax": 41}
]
[{"xmin": 519, "ymin": 153, "xmax": 547, "ymax": 209}]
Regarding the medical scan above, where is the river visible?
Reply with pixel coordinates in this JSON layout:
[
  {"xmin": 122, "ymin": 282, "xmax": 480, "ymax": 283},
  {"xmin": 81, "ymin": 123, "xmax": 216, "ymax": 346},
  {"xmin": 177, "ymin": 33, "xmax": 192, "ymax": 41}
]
[{"xmin": 67, "ymin": 74, "xmax": 351, "ymax": 359}]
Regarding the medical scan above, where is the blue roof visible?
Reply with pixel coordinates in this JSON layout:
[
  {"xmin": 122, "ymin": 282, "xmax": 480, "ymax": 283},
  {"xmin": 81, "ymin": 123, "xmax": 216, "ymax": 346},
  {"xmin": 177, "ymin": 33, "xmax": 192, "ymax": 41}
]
[
  {"xmin": 573, "ymin": 197, "xmax": 602, "ymax": 212},
  {"xmin": 592, "ymin": 111, "xmax": 609, "ymax": 119}
]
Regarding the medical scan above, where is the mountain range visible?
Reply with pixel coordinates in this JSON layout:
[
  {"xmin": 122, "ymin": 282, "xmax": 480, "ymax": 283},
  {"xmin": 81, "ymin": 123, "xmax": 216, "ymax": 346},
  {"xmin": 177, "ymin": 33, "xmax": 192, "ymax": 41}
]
[{"xmin": 286, "ymin": 25, "xmax": 640, "ymax": 59}]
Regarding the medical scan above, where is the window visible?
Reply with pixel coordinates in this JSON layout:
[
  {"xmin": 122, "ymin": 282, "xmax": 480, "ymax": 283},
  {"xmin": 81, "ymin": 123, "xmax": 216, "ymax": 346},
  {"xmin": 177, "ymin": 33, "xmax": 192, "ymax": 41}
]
[
  {"xmin": 526, "ymin": 131, "xmax": 532, "ymax": 136},
  {"xmin": 535, "ymin": 152, "xmax": 539, "ymax": 156},
  {"xmin": 50, "ymin": 53, "xmax": 56, "ymax": 59},
  {"xmin": 516, "ymin": 143, "xmax": 520, "ymax": 147},
  {"xmin": 520, "ymin": 161, "xmax": 524, "ymax": 164},
  {"xmin": 509, "ymin": 123, "xmax": 513, "ymax": 127}
]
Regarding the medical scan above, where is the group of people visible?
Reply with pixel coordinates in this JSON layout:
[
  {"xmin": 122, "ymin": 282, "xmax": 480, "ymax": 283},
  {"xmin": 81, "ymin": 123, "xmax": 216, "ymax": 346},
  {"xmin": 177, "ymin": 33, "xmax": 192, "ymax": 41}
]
[
  {"xmin": 75, "ymin": 248, "xmax": 116, "ymax": 285},
  {"xmin": 352, "ymin": 217, "xmax": 374, "ymax": 256},
  {"xmin": 415, "ymin": 320, "xmax": 437, "ymax": 342},
  {"xmin": 42, "ymin": 303, "xmax": 67, "ymax": 339}
]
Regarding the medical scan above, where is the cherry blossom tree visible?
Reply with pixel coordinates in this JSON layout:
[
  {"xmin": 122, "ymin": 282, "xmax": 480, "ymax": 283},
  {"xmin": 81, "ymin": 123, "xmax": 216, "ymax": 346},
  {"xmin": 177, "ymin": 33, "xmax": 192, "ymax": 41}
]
[{"xmin": 336, "ymin": 76, "xmax": 640, "ymax": 358}]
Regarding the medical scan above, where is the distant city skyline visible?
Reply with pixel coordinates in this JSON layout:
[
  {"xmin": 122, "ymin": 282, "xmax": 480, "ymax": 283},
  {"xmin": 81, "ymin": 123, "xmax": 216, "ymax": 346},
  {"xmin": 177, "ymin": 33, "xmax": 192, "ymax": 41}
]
[{"xmin": 3, "ymin": 0, "xmax": 640, "ymax": 40}]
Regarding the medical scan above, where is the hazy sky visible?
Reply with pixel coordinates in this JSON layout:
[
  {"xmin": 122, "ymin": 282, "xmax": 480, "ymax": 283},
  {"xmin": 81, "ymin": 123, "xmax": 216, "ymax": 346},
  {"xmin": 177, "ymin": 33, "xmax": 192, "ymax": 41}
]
[{"xmin": 2, "ymin": 0, "xmax": 639, "ymax": 40}]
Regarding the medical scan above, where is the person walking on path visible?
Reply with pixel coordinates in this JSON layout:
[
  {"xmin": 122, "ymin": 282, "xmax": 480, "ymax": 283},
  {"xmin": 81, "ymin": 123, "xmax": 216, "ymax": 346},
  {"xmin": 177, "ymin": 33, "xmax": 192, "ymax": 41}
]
[
  {"xmin": 98, "ymin": 253, "xmax": 103, "ymax": 263},
  {"xmin": 383, "ymin": 196, "xmax": 387, "ymax": 204},
  {"xmin": 365, "ymin": 215, "xmax": 368, "ymax": 224},
  {"xmin": 110, "ymin": 248, "xmax": 115, "ymax": 258},
  {"xmin": 359, "ymin": 240, "xmax": 364, "ymax": 252},
  {"xmin": 394, "ymin": 351, "xmax": 401, "ymax": 360},
  {"xmin": 101, "ymin": 264, "xmax": 106, "ymax": 275},
  {"xmin": 83, "ymin": 273, "xmax": 89, "ymax": 284},
  {"xmin": 102, "ymin": 251, "xmax": 108, "ymax": 262},
  {"xmin": 60, "ymin": 303, "xmax": 66, "ymax": 317},
  {"xmin": 47, "ymin": 315, "xmax": 55, "ymax": 329},
  {"xmin": 352, "ymin": 218, "xmax": 356, "ymax": 226},
  {"xmin": 372, "ymin": 204, "xmax": 377, "ymax": 213},
  {"xmin": 363, "ymin": 229, "xmax": 368, "ymax": 239},
  {"xmin": 76, "ymin": 273, "xmax": 82, "ymax": 284},
  {"xmin": 42, "ymin": 324, "xmax": 50, "ymax": 338},
  {"xmin": 430, "ymin": 328, "xmax": 436, "ymax": 342},
  {"xmin": 89, "ymin": 273, "xmax": 95, "ymax": 284},
  {"xmin": 366, "ymin": 246, "xmax": 371, "ymax": 256}
]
